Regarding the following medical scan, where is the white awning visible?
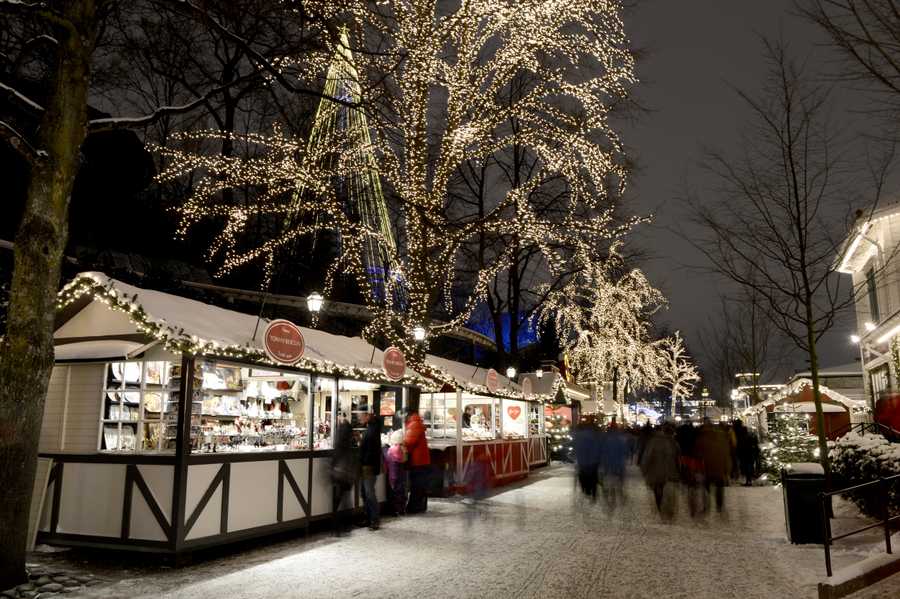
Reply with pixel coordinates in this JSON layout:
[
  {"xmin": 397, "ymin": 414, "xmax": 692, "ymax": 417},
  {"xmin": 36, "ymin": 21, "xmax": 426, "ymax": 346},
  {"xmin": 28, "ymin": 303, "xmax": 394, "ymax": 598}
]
[{"xmin": 54, "ymin": 340, "xmax": 145, "ymax": 361}]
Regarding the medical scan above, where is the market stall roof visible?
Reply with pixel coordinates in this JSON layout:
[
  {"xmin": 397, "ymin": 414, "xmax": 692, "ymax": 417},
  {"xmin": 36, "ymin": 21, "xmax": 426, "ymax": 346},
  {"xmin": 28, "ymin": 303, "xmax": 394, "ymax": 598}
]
[
  {"xmin": 424, "ymin": 354, "xmax": 522, "ymax": 397},
  {"xmin": 54, "ymin": 272, "xmax": 427, "ymax": 386},
  {"xmin": 53, "ymin": 273, "xmax": 545, "ymax": 400},
  {"xmin": 741, "ymin": 377, "xmax": 868, "ymax": 418},
  {"xmin": 519, "ymin": 371, "xmax": 590, "ymax": 403}
]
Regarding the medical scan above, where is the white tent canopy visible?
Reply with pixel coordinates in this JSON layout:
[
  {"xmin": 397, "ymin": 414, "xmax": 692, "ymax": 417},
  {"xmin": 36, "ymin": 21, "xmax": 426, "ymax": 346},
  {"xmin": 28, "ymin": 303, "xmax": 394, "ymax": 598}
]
[{"xmin": 54, "ymin": 273, "xmax": 540, "ymax": 399}]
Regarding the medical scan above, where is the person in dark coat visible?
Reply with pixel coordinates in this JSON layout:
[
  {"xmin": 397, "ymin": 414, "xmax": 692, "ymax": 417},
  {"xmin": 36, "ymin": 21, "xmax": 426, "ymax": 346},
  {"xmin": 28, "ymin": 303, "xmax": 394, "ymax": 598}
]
[
  {"xmin": 573, "ymin": 418, "xmax": 600, "ymax": 501},
  {"xmin": 640, "ymin": 423, "xmax": 680, "ymax": 516},
  {"xmin": 359, "ymin": 411, "xmax": 383, "ymax": 529},
  {"xmin": 331, "ymin": 413, "xmax": 355, "ymax": 534}
]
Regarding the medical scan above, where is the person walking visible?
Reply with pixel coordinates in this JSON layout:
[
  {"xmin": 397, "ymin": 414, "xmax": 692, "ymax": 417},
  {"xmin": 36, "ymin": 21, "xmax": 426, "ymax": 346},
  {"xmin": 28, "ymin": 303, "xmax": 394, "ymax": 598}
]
[
  {"xmin": 404, "ymin": 409, "xmax": 431, "ymax": 514},
  {"xmin": 330, "ymin": 412, "xmax": 355, "ymax": 534},
  {"xmin": 359, "ymin": 410, "xmax": 382, "ymax": 530},
  {"xmin": 695, "ymin": 419, "xmax": 731, "ymax": 513},
  {"xmin": 640, "ymin": 422, "xmax": 680, "ymax": 518},
  {"xmin": 573, "ymin": 417, "xmax": 600, "ymax": 501}
]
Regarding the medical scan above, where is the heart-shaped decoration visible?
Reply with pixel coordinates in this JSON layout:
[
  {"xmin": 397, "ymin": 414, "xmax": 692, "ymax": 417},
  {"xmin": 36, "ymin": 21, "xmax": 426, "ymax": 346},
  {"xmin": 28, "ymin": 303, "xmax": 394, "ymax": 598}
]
[{"xmin": 507, "ymin": 405, "xmax": 522, "ymax": 420}]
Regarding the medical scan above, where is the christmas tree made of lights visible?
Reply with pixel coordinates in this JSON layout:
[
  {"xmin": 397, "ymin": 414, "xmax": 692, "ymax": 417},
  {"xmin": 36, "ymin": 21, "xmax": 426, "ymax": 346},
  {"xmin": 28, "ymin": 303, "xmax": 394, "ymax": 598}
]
[
  {"xmin": 761, "ymin": 412, "xmax": 819, "ymax": 482},
  {"xmin": 291, "ymin": 27, "xmax": 400, "ymax": 303}
]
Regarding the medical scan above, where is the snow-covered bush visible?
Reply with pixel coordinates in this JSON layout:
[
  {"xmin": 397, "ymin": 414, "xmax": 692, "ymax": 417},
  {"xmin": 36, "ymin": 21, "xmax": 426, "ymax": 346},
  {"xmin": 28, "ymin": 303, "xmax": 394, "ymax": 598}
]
[{"xmin": 830, "ymin": 432, "xmax": 900, "ymax": 517}]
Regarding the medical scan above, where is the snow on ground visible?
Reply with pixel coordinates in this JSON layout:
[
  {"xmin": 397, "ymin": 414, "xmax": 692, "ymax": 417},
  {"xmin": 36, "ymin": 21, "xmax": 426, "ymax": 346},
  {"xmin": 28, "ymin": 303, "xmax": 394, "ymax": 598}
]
[{"xmin": 37, "ymin": 464, "xmax": 900, "ymax": 599}]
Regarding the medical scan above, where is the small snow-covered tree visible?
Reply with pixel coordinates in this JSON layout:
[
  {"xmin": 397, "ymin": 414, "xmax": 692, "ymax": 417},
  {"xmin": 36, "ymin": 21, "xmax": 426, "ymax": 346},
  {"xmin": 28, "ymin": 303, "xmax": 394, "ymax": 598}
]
[
  {"xmin": 658, "ymin": 331, "xmax": 700, "ymax": 417},
  {"xmin": 539, "ymin": 246, "xmax": 665, "ymax": 401},
  {"xmin": 762, "ymin": 412, "xmax": 818, "ymax": 483}
]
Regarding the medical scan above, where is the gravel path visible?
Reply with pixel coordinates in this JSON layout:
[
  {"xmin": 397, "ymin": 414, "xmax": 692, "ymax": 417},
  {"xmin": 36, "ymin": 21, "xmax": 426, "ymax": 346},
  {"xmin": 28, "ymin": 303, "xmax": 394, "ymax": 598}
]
[{"xmin": 33, "ymin": 464, "xmax": 900, "ymax": 599}]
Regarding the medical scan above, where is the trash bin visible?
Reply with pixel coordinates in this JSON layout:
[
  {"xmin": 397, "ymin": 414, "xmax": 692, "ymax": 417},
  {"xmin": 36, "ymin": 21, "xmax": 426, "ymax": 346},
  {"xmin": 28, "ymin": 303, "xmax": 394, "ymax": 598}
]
[{"xmin": 781, "ymin": 462, "xmax": 826, "ymax": 544}]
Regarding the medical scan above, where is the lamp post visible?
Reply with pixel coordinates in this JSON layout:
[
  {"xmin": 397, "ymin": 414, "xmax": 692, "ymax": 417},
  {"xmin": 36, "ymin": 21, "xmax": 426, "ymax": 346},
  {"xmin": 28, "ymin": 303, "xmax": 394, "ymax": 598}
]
[
  {"xmin": 506, "ymin": 366, "xmax": 516, "ymax": 380},
  {"xmin": 535, "ymin": 368, "xmax": 543, "ymax": 379},
  {"xmin": 412, "ymin": 325, "xmax": 426, "ymax": 342},
  {"xmin": 306, "ymin": 292, "xmax": 324, "ymax": 314}
]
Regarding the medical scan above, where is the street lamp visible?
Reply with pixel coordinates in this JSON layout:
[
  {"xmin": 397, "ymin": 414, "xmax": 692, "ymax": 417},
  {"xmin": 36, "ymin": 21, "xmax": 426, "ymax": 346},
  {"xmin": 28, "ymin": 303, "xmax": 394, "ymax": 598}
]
[
  {"xmin": 535, "ymin": 368, "xmax": 543, "ymax": 379},
  {"xmin": 865, "ymin": 321, "xmax": 877, "ymax": 332},
  {"xmin": 850, "ymin": 334, "xmax": 861, "ymax": 344},
  {"xmin": 306, "ymin": 292, "xmax": 324, "ymax": 314},
  {"xmin": 412, "ymin": 325, "xmax": 426, "ymax": 342},
  {"xmin": 506, "ymin": 366, "xmax": 517, "ymax": 380}
]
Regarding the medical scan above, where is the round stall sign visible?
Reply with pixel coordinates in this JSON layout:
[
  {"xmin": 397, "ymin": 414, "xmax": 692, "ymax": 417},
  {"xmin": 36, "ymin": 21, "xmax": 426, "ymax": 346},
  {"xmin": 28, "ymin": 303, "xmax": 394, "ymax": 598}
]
[
  {"xmin": 485, "ymin": 368, "xmax": 499, "ymax": 393},
  {"xmin": 263, "ymin": 319, "xmax": 305, "ymax": 364},
  {"xmin": 382, "ymin": 346, "xmax": 406, "ymax": 381},
  {"xmin": 522, "ymin": 377, "xmax": 533, "ymax": 398}
]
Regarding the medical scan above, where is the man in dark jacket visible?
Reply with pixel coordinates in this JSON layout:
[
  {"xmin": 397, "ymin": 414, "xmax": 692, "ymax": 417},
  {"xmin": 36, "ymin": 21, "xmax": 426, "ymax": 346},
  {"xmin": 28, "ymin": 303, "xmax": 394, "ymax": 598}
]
[
  {"xmin": 331, "ymin": 413, "xmax": 355, "ymax": 534},
  {"xmin": 359, "ymin": 411, "xmax": 383, "ymax": 530}
]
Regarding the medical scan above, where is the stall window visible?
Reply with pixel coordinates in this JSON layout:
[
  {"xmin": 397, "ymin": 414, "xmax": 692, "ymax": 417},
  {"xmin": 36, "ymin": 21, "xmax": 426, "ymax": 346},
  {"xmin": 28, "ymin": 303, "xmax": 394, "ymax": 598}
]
[
  {"xmin": 529, "ymin": 402, "xmax": 544, "ymax": 436},
  {"xmin": 338, "ymin": 379, "xmax": 379, "ymax": 446},
  {"xmin": 380, "ymin": 388, "xmax": 402, "ymax": 432},
  {"xmin": 100, "ymin": 360, "xmax": 172, "ymax": 452},
  {"xmin": 461, "ymin": 395, "xmax": 495, "ymax": 441},
  {"xmin": 424, "ymin": 393, "xmax": 457, "ymax": 440},
  {"xmin": 867, "ymin": 268, "xmax": 881, "ymax": 323},
  {"xmin": 314, "ymin": 376, "xmax": 335, "ymax": 450},
  {"xmin": 191, "ymin": 362, "xmax": 311, "ymax": 453},
  {"xmin": 502, "ymin": 399, "xmax": 527, "ymax": 439}
]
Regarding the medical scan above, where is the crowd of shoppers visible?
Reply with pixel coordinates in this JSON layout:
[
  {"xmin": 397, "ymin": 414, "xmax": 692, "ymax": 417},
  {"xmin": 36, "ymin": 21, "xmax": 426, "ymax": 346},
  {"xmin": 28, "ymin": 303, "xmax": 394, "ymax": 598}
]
[
  {"xmin": 330, "ymin": 407, "xmax": 432, "ymax": 535},
  {"xmin": 573, "ymin": 416, "xmax": 761, "ymax": 519}
]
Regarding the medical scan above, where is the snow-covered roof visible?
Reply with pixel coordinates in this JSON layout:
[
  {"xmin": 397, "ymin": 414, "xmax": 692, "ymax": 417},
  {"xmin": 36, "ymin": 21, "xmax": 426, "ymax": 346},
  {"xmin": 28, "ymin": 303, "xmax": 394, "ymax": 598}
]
[
  {"xmin": 519, "ymin": 371, "xmax": 591, "ymax": 401},
  {"xmin": 789, "ymin": 362, "xmax": 862, "ymax": 380},
  {"xmin": 741, "ymin": 377, "xmax": 868, "ymax": 418},
  {"xmin": 54, "ymin": 273, "xmax": 544, "ymax": 400}
]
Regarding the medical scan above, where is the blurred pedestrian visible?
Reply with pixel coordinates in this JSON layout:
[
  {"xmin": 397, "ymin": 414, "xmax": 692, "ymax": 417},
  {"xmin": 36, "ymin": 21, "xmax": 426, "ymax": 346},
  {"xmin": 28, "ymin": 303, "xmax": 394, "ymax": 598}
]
[
  {"xmin": 695, "ymin": 419, "xmax": 731, "ymax": 512},
  {"xmin": 734, "ymin": 419, "xmax": 760, "ymax": 486},
  {"xmin": 331, "ymin": 412, "xmax": 355, "ymax": 534},
  {"xmin": 601, "ymin": 421, "xmax": 628, "ymax": 510},
  {"xmin": 359, "ymin": 410, "xmax": 382, "ymax": 530},
  {"xmin": 573, "ymin": 417, "xmax": 600, "ymax": 501},
  {"xmin": 404, "ymin": 408, "xmax": 431, "ymax": 514},
  {"xmin": 384, "ymin": 429, "xmax": 407, "ymax": 515},
  {"xmin": 641, "ymin": 423, "xmax": 680, "ymax": 516}
]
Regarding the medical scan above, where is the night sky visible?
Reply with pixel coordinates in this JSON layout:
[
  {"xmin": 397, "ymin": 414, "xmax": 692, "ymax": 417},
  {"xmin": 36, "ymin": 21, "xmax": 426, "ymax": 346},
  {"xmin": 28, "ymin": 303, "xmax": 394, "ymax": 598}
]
[{"xmin": 625, "ymin": 0, "xmax": 861, "ymax": 382}]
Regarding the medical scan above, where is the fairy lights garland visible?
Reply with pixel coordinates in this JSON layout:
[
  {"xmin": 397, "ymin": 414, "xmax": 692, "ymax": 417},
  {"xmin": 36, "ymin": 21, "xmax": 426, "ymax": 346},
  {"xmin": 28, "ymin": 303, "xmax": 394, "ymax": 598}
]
[
  {"xmin": 154, "ymin": 0, "xmax": 639, "ymax": 360},
  {"xmin": 57, "ymin": 274, "xmax": 546, "ymax": 402}
]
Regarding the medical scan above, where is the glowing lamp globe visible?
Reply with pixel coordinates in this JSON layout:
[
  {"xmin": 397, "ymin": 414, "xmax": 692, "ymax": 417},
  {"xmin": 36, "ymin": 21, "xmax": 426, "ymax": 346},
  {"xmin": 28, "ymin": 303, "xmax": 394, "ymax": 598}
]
[{"xmin": 306, "ymin": 292, "xmax": 324, "ymax": 313}]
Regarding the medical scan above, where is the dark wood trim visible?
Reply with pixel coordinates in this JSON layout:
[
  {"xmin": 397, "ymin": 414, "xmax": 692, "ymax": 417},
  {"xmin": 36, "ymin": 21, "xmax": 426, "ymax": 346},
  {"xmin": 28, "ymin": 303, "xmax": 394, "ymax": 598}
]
[
  {"xmin": 132, "ymin": 465, "xmax": 174, "ymax": 541},
  {"xmin": 278, "ymin": 459, "xmax": 310, "ymax": 521},
  {"xmin": 39, "ymin": 452, "xmax": 176, "ymax": 465},
  {"xmin": 171, "ymin": 355, "xmax": 195, "ymax": 552},
  {"xmin": 55, "ymin": 333, "xmax": 154, "ymax": 345},
  {"xmin": 179, "ymin": 516, "xmax": 314, "ymax": 552},
  {"xmin": 183, "ymin": 464, "xmax": 226, "ymax": 537},
  {"xmin": 121, "ymin": 465, "xmax": 135, "ymax": 539},
  {"xmin": 188, "ymin": 449, "xmax": 329, "ymax": 464},
  {"xmin": 49, "ymin": 462, "xmax": 63, "ymax": 534},
  {"xmin": 37, "ymin": 531, "xmax": 170, "ymax": 553},
  {"xmin": 220, "ymin": 463, "xmax": 230, "ymax": 535}
]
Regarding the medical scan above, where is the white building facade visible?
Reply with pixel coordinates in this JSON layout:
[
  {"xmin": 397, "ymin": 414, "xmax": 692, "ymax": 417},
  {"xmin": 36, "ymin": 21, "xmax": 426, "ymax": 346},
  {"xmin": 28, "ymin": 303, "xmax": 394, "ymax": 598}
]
[{"xmin": 836, "ymin": 204, "xmax": 900, "ymax": 408}]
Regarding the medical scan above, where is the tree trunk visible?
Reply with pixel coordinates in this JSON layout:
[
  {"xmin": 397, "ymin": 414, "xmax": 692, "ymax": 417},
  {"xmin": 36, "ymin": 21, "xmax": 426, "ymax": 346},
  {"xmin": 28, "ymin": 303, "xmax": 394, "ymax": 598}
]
[
  {"xmin": 806, "ymin": 323, "xmax": 833, "ymax": 489},
  {"xmin": 0, "ymin": 1, "xmax": 97, "ymax": 588}
]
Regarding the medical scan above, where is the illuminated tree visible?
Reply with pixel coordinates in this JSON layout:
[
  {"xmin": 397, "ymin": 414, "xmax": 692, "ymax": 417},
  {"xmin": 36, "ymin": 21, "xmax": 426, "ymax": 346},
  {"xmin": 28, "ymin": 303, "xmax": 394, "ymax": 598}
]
[
  {"xmin": 159, "ymin": 0, "xmax": 638, "ymax": 363},
  {"xmin": 538, "ymin": 246, "xmax": 665, "ymax": 401},
  {"xmin": 658, "ymin": 331, "xmax": 700, "ymax": 417}
]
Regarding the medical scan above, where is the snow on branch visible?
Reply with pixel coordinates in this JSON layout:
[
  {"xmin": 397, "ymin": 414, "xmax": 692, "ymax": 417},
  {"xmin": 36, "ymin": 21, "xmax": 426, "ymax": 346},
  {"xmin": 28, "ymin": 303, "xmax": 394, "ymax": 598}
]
[{"xmin": 0, "ymin": 81, "xmax": 45, "ymax": 115}]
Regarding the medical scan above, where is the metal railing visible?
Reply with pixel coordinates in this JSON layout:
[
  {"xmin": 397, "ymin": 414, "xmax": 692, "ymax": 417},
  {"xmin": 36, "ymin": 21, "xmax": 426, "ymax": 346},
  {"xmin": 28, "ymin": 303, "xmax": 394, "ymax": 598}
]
[
  {"xmin": 831, "ymin": 420, "xmax": 900, "ymax": 441},
  {"xmin": 821, "ymin": 474, "xmax": 900, "ymax": 576}
]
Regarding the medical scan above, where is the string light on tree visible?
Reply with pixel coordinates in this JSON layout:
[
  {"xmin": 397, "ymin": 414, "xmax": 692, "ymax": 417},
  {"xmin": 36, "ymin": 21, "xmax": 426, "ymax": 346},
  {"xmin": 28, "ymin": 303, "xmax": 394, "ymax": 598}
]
[
  {"xmin": 658, "ymin": 331, "xmax": 700, "ymax": 418},
  {"xmin": 761, "ymin": 412, "xmax": 819, "ymax": 483},
  {"xmin": 156, "ymin": 0, "xmax": 639, "ymax": 366}
]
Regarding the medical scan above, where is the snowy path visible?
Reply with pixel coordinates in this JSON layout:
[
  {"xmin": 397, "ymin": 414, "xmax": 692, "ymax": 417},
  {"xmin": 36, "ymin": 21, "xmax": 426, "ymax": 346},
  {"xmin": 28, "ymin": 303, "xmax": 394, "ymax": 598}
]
[{"xmin": 59, "ymin": 464, "xmax": 900, "ymax": 599}]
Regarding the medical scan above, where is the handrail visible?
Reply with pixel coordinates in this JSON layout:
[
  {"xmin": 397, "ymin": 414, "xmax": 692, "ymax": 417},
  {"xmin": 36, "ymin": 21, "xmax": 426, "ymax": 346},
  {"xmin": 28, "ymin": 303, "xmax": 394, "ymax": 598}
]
[
  {"xmin": 832, "ymin": 421, "xmax": 900, "ymax": 440},
  {"xmin": 821, "ymin": 475, "xmax": 900, "ymax": 576}
]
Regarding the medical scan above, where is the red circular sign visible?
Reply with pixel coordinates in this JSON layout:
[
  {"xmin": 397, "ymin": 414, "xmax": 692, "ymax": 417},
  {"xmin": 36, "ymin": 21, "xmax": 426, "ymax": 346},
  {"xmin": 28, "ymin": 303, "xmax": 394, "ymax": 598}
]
[
  {"xmin": 382, "ymin": 346, "xmax": 406, "ymax": 381},
  {"xmin": 485, "ymin": 368, "xmax": 499, "ymax": 393},
  {"xmin": 263, "ymin": 319, "xmax": 305, "ymax": 364}
]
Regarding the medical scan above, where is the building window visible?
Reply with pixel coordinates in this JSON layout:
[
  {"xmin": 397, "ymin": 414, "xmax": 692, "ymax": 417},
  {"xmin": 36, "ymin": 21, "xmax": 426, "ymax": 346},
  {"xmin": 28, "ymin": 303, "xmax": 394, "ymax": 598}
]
[
  {"xmin": 867, "ymin": 268, "xmax": 880, "ymax": 323},
  {"xmin": 870, "ymin": 365, "xmax": 890, "ymax": 404},
  {"xmin": 100, "ymin": 360, "xmax": 173, "ymax": 452}
]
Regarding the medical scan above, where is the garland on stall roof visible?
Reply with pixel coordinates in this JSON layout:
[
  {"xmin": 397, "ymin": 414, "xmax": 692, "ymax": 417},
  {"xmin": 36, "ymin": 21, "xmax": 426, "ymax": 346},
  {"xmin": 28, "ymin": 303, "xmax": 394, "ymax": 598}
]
[
  {"xmin": 57, "ymin": 274, "xmax": 433, "ymax": 389},
  {"xmin": 57, "ymin": 274, "xmax": 551, "ymax": 402}
]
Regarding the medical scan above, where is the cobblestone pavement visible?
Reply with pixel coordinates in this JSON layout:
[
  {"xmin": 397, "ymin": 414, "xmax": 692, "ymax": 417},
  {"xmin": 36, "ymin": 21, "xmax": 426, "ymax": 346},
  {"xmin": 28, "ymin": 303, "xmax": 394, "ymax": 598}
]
[{"xmin": 20, "ymin": 464, "xmax": 900, "ymax": 598}]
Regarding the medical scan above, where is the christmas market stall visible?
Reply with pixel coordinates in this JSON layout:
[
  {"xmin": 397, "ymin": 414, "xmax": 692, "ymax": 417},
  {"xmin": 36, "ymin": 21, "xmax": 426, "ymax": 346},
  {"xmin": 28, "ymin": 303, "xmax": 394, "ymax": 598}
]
[
  {"xmin": 419, "ymin": 356, "xmax": 550, "ymax": 493},
  {"xmin": 32, "ymin": 273, "xmax": 429, "ymax": 557},
  {"xmin": 741, "ymin": 377, "xmax": 869, "ymax": 441}
]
